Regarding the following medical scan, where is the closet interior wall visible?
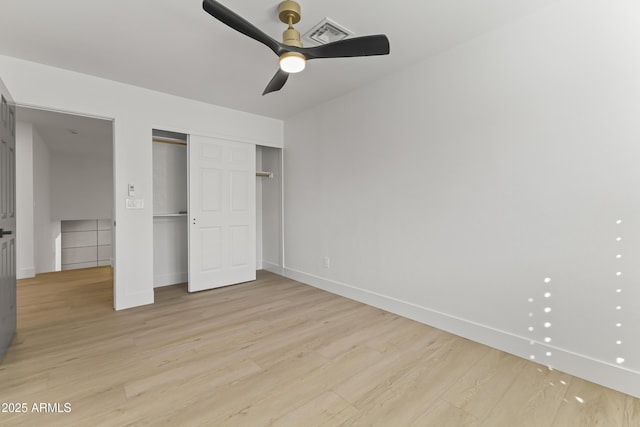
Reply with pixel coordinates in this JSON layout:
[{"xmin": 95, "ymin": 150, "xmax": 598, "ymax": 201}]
[
  {"xmin": 259, "ymin": 146, "xmax": 282, "ymax": 271},
  {"xmin": 152, "ymin": 130, "xmax": 188, "ymax": 287}
]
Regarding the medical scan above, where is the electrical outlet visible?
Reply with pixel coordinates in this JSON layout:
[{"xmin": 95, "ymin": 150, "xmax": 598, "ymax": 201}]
[{"xmin": 322, "ymin": 257, "xmax": 330, "ymax": 269}]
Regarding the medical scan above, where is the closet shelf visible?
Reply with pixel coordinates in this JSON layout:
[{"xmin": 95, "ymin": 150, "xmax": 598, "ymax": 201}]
[
  {"xmin": 153, "ymin": 137, "xmax": 187, "ymax": 146},
  {"xmin": 153, "ymin": 213, "xmax": 188, "ymax": 217}
]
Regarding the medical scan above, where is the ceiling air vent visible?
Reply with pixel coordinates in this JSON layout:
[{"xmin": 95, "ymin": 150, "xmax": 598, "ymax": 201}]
[{"xmin": 302, "ymin": 18, "xmax": 353, "ymax": 45}]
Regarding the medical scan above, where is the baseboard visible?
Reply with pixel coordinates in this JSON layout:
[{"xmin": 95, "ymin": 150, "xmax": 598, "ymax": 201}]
[
  {"xmin": 282, "ymin": 266, "xmax": 640, "ymax": 399},
  {"xmin": 153, "ymin": 272, "xmax": 188, "ymax": 288},
  {"xmin": 262, "ymin": 261, "xmax": 283, "ymax": 275},
  {"xmin": 17, "ymin": 267, "xmax": 35, "ymax": 280},
  {"xmin": 115, "ymin": 290, "xmax": 154, "ymax": 311}
]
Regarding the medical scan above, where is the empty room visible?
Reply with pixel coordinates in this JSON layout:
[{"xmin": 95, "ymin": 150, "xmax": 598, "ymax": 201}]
[{"xmin": 1, "ymin": 0, "xmax": 639, "ymax": 425}]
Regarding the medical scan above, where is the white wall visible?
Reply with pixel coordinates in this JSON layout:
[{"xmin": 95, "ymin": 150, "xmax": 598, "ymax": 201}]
[
  {"xmin": 32, "ymin": 125, "xmax": 56, "ymax": 274},
  {"xmin": 0, "ymin": 54, "xmax": 283, "ymax": 310},
  {"xmin": 51, "ymin": 151, "xmax": 113, "ymax": 221},
  {"xmin": 261, "ymin": 147, "xmax": 282, "ymax": 271},
  {"xmin": 256, "ymin": 147, "xmax": 263, "ymax": 270},
  {"xmin": 282, "ymin": 0, "xmax": 640, "ymax": 398},
  {"xmin": 15, "ymin": 121, "xmax": 34, "ymax": 279}
]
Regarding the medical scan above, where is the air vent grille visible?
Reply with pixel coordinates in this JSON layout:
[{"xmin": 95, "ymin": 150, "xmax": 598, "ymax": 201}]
[{"xmin": 302, "ymin": 18, "xmax": 353, "ymax": 45}]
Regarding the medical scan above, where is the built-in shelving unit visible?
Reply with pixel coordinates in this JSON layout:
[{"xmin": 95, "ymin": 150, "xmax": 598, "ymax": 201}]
[{"xmin": 61, "ymin": 219, "xmax": 112, "ymax": 270}]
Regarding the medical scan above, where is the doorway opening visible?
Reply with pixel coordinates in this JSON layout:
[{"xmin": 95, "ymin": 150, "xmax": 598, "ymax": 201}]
[
  {"xmin": 152, "ymin": 129, "xmax": 188, "ymax": 289},
  {"xmin": 15, "ymin": 106, "xmax": 114, "ymax": 308}
]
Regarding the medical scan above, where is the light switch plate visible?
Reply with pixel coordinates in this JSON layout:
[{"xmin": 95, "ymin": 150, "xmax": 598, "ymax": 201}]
[{"xmin": 125, "ymin": 198, "xmax": 144, "ymax": 209}]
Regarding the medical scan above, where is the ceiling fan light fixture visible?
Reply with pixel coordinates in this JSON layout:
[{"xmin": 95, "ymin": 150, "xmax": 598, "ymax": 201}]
[
  {"xmin": 279, "ymin": 51, "xmax": 306, "ymax": 73},
  {"xmin": 202, "ymin": 0, "xmax": 389, "ymax": 94}
]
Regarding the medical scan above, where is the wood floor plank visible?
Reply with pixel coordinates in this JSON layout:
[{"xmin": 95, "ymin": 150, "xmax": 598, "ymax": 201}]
[
  {"xmin": 409, "ymin": 398, "xmax": 480, "ymax": 427},
  {"xmin": 331, "ymin": 327, "xmax": 451, "ymax": 406},
  {"xmin": 271, "ymin": 391, "xmax": 358, "ymax": 427},
  {"xmin": 552, "ymin": 377, "xmax": 630, "ymax": 426},
  {"xmin": 442, "ymin": 347, "xmax": 528, "ymax": 419},
  {"xmin": 137, "ymin": 350, "xmax": 330, "ymax": 426},
  {"xmin": 215, "ymin": 346, "xmax": 384, "ymax": 426},
  {"xmin": 0, "ymin": 267, "xmax": 637, "ymax": 426},
  {"xmin": 623, "ymin": 394, "xmax": 640, "ymax": 426},
  {"xmin": 337, "ymin": 338, "xmax": 489, "ymax": 424},
  {"xmin": 477, "ymin": 363, "xmax": 573, "ymax": 426}
]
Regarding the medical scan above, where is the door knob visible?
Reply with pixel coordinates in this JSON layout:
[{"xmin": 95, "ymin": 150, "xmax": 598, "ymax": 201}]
[{"xmin": 0, "ymin": 229, "xmax": 12, "ymax": 237}]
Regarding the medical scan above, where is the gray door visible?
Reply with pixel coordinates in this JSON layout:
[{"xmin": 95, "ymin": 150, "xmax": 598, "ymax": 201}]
[{"xmin": 0, "ymin": 78, "xmax": 16, "ymax": 361}]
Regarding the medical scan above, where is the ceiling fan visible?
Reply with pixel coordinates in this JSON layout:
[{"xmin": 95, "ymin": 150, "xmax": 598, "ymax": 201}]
[{"xmin": 202, "ymin": 0, "xmax": 390, "ymax": 95}]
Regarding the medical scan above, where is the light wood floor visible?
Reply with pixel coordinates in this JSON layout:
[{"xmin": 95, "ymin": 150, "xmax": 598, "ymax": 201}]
[{"xmin": 1, "ymin": 268, "xmax": 638, "ymax": 426}]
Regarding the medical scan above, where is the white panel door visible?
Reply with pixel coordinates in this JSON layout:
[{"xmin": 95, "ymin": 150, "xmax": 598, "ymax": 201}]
[{"xmin": 188, "ymin": 135, "xmax": 256, "ymax": 292}]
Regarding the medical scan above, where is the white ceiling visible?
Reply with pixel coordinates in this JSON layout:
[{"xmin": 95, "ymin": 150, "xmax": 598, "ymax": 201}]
[
  {"xmin": 0, "ymin": 0, "xmax": 560, "ymax": 119},
  {"xmin": 16, "ymin": 107, "xmax": 113, "ymax": 157}
]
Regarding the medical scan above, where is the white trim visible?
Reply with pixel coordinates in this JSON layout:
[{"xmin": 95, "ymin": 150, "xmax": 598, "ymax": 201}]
[
  {"xmin": 115, "ymin": 290, "xmax": 153, "ymax": 311},
  {"xmin": 153, "ymin": 272, "xmax": 188, "ymax": 288},
  {"xmin": 166, "ymin": 129, "xmax": 280, "ymax": 149},
  {"xmin": 279, "ymin": 148, "xmax": 286, "ymax": 269},
  {"xmin": 262, "ymin": 261, "xmax": 283, "ymax": 275},
  {"xmin": 15, "ymin": 102, "xmax": 116, "ymax": 122},
  {"xmin": 17, "ymin": 268, "xmax": 35, "ymax": 280},
  {"xmin": 281, "ymin": 266, "xmax": 640, "ymax": 399}
]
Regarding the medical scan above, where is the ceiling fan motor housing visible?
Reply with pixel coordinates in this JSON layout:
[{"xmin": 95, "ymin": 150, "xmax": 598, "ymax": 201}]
[
  {"xmin": 279, "ymin": 0, "xmax": 303, "ymax": 48},
  {"xmin": 278, "ymin": 1, "xmax": 301, "ymax": 25},
  {"xmin": 282, "ymin": 28, "xmax": 302, "ymax": 47}
]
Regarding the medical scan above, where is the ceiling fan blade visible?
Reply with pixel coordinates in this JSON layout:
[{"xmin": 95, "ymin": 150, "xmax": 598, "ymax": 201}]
[
  {"xmin": 202, "ymin": 0, "xmax": 281, "ymax": 55},
  {"xmin": 300, "ymin": 35, "xmax": 390, "ymax": 59},
  {"xmin": 263, "ymin": 69, "xmax": 290, "ymax": 95}
]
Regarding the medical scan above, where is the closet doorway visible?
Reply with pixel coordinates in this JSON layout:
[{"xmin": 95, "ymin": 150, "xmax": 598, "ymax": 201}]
[
  {"xmin": 152, "ymin": 130, "xmax": 188, "ymax": 287},
  {"xmin": 152, "ymin": 130, "xmax": 281, "ymax": 292}
]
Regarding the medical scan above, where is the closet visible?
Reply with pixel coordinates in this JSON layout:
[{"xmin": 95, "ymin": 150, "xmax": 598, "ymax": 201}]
[
  {"xmin": 256, "ymin": 145, "xmax": 282, "ymax": 271},
  {"xmin": 152, "ymin": 130, "xmax": 282, "ymax": 290},
  {"xmin": 152, "ymin": 130, "xmax": 188, "ymax": 287}
]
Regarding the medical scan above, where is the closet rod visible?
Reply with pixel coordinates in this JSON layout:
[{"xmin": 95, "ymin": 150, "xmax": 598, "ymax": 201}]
[
  {"xmin": 256, "ymin": 171, "xmax": 273, "ymax": 178},
  {"xmin": 153, "ymin": 137, "xmax": 187, "ymax": 146}
]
